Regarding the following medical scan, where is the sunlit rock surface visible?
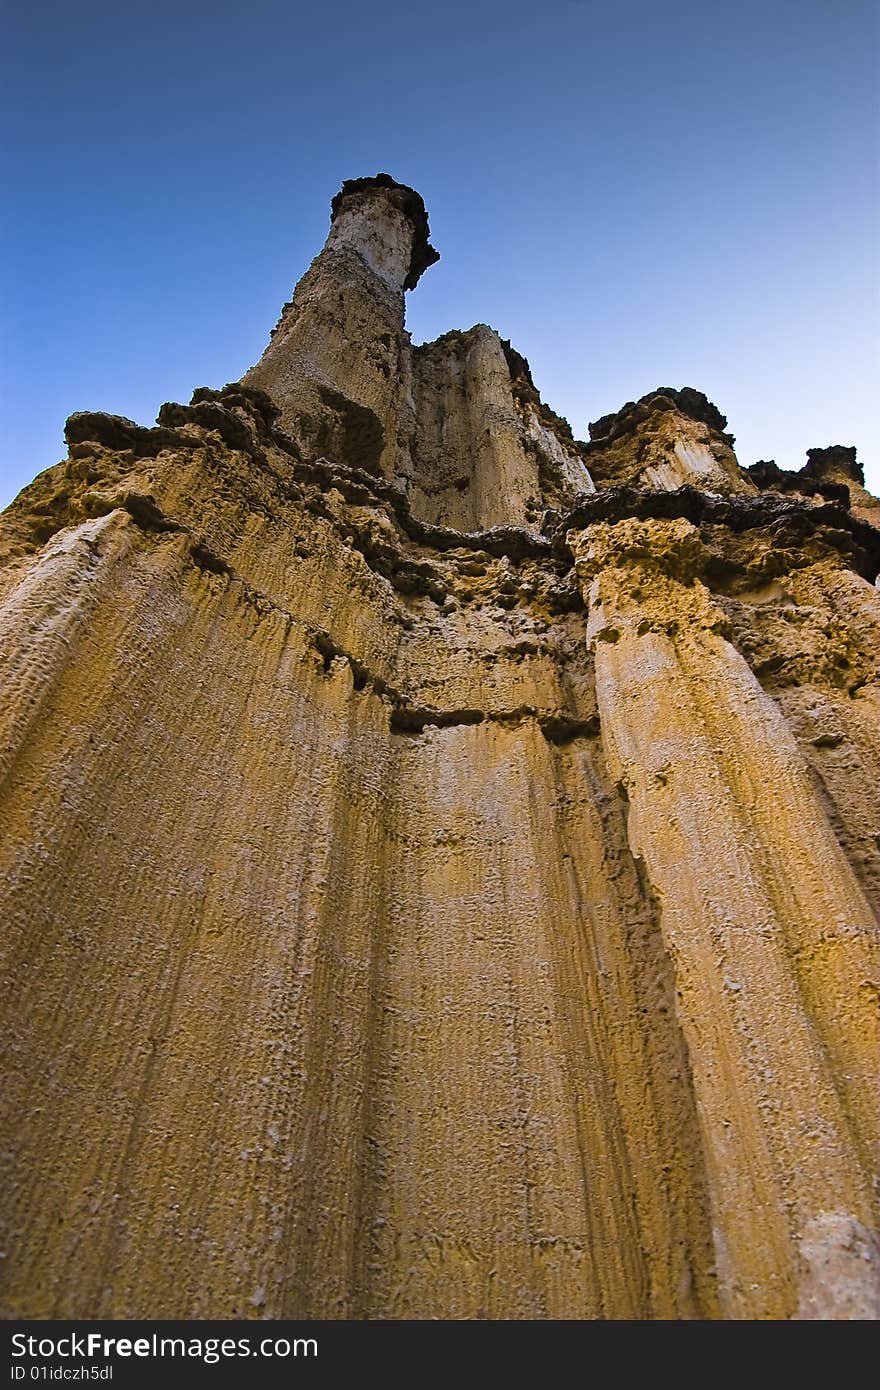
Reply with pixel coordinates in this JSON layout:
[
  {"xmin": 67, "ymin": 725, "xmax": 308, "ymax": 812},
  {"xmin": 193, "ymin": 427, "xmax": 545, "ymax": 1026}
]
[{"xmin": 1, "ymin": 174, "xmax": 878, "ymax": 1320}]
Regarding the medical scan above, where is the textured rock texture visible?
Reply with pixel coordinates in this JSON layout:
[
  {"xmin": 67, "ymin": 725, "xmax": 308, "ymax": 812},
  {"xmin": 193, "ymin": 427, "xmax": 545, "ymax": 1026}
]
[{"xmin": 1, "ymin": 174, "xmax": 878, "ymax": 1321}]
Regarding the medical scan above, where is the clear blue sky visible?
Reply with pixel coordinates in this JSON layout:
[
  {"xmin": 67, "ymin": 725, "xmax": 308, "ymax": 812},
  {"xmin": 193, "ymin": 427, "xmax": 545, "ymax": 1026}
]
[{"xmin": 2, "ymin": 0, "xmax": 878, "ymax": 508}]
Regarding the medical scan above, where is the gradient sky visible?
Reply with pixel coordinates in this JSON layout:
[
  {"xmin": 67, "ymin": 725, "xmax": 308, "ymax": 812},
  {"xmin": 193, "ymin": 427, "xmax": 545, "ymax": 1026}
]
[{"xmin": 3, "ymin": 0, "xmax": 878, "ymax": 509}]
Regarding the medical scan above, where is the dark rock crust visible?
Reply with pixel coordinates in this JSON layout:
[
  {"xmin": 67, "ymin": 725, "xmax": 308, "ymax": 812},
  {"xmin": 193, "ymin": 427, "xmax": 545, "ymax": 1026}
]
[{"xmin": 330, "ymin": 173, "xmax": 440, "ymax": 289}]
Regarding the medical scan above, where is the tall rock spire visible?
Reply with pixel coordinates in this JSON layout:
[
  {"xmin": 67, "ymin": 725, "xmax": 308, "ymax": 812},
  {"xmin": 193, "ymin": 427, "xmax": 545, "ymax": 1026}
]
[
  {"xmin": 243, "ymin": 175, "xmax": 595, "ymax": 529},
  {"xmin": 243, "ymin": 175, "xmax": 438, "ymax": 477}
]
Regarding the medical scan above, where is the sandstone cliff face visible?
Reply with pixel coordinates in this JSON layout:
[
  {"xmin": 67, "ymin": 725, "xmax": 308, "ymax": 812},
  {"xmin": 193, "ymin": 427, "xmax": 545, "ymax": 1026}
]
[{"xmin": 1, "ymin": 175, "xmax": 878, "ymax": 1321}]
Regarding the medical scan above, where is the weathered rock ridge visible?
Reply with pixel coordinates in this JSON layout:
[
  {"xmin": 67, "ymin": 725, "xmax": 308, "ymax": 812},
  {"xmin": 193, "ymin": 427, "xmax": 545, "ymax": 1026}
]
[{"xmin": 1, "ymin": 174, "xmax": 878, "ymax": 1321}]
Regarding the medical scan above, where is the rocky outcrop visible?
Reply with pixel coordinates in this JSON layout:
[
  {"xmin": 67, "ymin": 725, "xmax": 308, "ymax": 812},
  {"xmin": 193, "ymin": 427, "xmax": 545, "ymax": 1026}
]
[
  {"xmin": 405, "ymin": 327, "xmax": 593, "ymax": 531},
  {"xmin": 748, "ymin": 445, "xmax": 880, "ymax": 527},
  {"xmin": 1, "ymin": 175, "xmax": 877, "ymax": 1321},
  {"xmin": 583, "ymin": 387, "xmax": 749, "ymax": 495},
  {"xmin": 575, "ymin": 516, "xmax": 878, "ymax": 1317}
]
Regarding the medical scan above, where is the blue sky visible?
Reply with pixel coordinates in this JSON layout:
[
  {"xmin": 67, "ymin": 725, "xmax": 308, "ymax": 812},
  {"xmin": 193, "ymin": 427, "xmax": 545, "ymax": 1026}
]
[{"xmin": 2, "ymin": 0, "xmax": 878, "ymax": 507}]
